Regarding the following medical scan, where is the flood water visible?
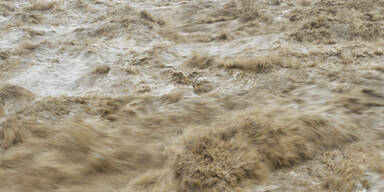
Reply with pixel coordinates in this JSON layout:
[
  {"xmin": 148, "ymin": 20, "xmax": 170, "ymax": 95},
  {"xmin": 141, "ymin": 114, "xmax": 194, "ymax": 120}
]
[{"xmin": 0, "ymin": 0, "xmax": 383, "ymax": 191}]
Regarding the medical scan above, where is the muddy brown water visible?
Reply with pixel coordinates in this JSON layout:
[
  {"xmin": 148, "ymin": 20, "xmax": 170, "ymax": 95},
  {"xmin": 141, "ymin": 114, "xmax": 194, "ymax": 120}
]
[{"xmin": 0, "ymin": 0, "xmax": 383, "ymax": 191}]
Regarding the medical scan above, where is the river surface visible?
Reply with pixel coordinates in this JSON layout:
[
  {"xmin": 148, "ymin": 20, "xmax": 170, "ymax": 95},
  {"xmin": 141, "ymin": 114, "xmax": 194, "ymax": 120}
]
[{"xmin": 0, "ymin": 0, "xmax": 383, "ymax": 191}]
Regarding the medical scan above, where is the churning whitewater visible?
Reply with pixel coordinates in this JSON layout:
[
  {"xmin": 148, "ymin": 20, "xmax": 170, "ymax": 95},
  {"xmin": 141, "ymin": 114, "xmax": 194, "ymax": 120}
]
[{"xmin": 0, "ymin": 0, "xmax": 383, "ymax": 191}]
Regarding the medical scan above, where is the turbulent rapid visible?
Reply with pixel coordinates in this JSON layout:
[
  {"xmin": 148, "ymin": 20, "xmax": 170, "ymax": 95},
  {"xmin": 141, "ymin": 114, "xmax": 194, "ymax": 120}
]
[{"xmin": 0, "ymin": 0, "xmax": 383, "ymax": 191}]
